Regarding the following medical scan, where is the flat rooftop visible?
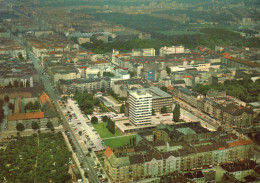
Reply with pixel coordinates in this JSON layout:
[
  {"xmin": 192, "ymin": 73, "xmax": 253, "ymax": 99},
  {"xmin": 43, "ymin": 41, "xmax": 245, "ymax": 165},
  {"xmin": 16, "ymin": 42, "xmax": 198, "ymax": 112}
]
[{"xmin": 116, "ymin": 120, "xmax": 156, "ymax": 133}]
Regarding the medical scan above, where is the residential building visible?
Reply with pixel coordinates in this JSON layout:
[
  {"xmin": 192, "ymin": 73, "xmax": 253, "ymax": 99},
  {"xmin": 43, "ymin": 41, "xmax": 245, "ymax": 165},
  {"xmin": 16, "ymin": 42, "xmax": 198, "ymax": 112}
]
[
  {"xmin": 215, "ymin": 160, "xmax": 260, "ymax": 182},
  {"xmin": 104, "ymin": 123, "xmax": 254, "ymax": 182},
  {"xmin": 132, "ymin": 48, "xmax": 155, "ymax": 56},
  {"xmin": 160, "ymin": 46, "xmax": 184, "ymax": 57},
  {"xmin": 7, "ymin": 92, "xmax": 59, "ymax": 131},
  {"xmin": 58, "ymin": 77, "xmax": 111, "ymax": 94}
]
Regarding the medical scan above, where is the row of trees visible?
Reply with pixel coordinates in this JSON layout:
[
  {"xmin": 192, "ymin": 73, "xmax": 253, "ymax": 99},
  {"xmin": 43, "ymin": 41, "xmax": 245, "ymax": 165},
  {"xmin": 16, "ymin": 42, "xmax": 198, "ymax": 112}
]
[
  {"xmin": 159, "ymin": 104, "xmax": 181, "ymax": 122},
  {"xmin": 193, "ymin": 79, "xmax": 260, "ymax": 103},
  {"xmin": 16, "ymin": 121, "xmax": 54, "ymax": 132},
  {"xmin": 25, "ymin": 101, "xmax": 41, "ymax": 111}
]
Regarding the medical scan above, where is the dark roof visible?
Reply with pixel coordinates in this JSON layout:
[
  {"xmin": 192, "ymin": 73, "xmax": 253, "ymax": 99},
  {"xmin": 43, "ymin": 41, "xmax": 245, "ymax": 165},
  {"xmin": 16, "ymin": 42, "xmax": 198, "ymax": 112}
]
[
  {"xmin": 184, "ymin": 171, "xmax": 204, "ymax": 179},
  {"xmin": 220, "ymin": 160, "xmax": 259, "ymax": 172},
  {"xmin": 173, "ymin": 80, "xmax": 185, "ymax": 84},
  {"xmin": 129, "ymin": 154, "xmax": 144, "ymax": 164},
  {"xmin": 224, "ymin": 103, "xmax": 254, "ymax": 116}
]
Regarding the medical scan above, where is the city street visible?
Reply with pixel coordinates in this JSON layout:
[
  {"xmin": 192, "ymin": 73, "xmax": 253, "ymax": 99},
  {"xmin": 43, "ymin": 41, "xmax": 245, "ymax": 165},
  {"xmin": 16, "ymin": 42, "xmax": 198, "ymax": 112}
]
[
  {"xmin": 55, "ymin": 101, "xmax": 102, "ymax": 183},
  {"xmin": 12, "ymin": 34, "xmax": 105, "ymax": 183},
  {"xmin": 172, "ymin": 99, "xmax": 220, "ymax": 131}
]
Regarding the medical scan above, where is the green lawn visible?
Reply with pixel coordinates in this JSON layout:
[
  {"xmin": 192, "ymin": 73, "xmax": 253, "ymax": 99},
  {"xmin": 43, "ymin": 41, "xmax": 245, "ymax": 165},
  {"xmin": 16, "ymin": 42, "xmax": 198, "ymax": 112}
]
[
  {"xmin": 103, "ymin": 135, "xmax": 136, "ymax": 148},
  {"xmin": 92, "ymin": 122, "xmax": 122, "ymax": 138}
]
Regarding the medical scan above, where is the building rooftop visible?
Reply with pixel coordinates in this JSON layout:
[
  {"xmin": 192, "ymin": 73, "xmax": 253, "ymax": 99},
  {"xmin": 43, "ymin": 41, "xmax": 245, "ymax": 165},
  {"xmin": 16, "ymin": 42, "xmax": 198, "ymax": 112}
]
[
  {"xmin": 220, "ymin": 160, "xmax": 260, "ymax": 173},
  {"xmin": 8, "ymin": 112, "xmax": 44, "ymax": 121},
  {"xmin": 137, "ymin": 86, "xmax": 172, "ymax": 99}
]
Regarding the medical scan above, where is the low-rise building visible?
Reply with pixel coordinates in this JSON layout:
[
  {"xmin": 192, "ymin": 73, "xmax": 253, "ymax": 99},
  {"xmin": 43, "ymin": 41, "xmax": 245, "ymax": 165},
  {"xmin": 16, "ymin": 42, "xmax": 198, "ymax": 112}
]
[{"xmin": 7, "ymin": 92, "xmax": 59, "ymax": 131}]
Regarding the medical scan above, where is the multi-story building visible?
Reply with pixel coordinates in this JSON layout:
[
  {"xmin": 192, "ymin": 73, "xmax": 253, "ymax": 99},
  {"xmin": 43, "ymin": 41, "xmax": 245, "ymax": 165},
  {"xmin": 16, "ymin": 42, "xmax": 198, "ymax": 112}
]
[
  {"xmin": 160, "ymin": 46, "xmax": 185, "ymax": 57},
  {"xmin": 103, "ymin": 123, "xmax": 254, "ymax": 183},
  {"xmin": 215, "ymin": 160, "xmax": 260, "ymax": 182},
  {"xmin": 222, "ymin": 104, "xmax": 254, "ymax": 128},
  {"xmin": 128, "ymin": 90, "xmax": 152, "ymax": 125},
  {"xmin": 126, "ymin": 87, "xmax": 172, "ymax": 116},
  {"xmin": 140, "ymin": 87, "xmax": 173, "ymax": 113},
  {"xmin": 132, "ymin": 48, "xmax": 155, "ymax": 56},
  {"xmin": 58, "ymin": 77, "xmax": 111, "ymax": 94},
  {"xmin": 173, "ymin": 87, "xmax": 254, "ymax": 129}
]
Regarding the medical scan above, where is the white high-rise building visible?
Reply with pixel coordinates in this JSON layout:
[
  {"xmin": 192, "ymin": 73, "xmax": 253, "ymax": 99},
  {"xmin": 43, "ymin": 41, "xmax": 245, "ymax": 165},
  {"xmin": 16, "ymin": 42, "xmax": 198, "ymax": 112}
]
[{"xmin": 128, "ymin": 90, "xmax": 152, "ymax": 125}]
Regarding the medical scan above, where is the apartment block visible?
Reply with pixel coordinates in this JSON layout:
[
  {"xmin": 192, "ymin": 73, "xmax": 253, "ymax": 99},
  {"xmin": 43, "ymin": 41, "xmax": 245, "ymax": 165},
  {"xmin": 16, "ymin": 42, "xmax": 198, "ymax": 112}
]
[{"xmin": 103, "ymin": 123, "xmax": 254, "ymax": 183}]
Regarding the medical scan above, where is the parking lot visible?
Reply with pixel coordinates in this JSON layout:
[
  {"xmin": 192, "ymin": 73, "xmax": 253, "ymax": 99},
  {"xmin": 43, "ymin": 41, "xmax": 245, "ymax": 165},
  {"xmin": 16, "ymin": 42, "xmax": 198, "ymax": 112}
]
[{"xmin": 62, "ymin": 99, "xmax": 106, "ymax": 152}]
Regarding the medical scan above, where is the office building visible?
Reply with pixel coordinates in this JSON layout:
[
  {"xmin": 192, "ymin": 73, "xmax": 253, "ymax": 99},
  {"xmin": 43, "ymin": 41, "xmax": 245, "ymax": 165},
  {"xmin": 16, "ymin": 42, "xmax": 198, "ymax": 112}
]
[{"xmin": 128, "ymin": 90, "xmax": 152, "ymax": 125}]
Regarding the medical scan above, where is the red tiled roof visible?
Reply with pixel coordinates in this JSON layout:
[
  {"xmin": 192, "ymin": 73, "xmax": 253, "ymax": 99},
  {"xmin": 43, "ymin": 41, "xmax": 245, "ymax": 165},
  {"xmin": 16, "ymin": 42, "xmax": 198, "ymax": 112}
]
[
  {"xmin": 228, "ymin": 139, "xmax": 253, "ymax": 147},
  {"xmin": 228, "ymin": 56, "xmax": 260, "ymax": 67},
  {"xmin": 104, "ymin": 147, "xmax": 113, "ymax": 159},
  {"xmin": 182, "ymin": 75, "xmax": 193, "ymax": 80},
  {"xmin": 168, "ymin": 86, "xmax": 174, "ymax": 91},
  {"xmin": 40, "ymin": 92, "xmax": 51, "ymax": 105},
  {"xmin": 8, "ymin": 112, "xmax": 44, "ymax": 121}
]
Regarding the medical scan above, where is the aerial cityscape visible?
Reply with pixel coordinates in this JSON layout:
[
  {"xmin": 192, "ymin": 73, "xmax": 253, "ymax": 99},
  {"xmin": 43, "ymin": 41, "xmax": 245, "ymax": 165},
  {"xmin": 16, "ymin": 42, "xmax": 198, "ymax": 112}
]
[{"xmin": 0, "ymin": 0, "xmax": 259, "ymax": 182}]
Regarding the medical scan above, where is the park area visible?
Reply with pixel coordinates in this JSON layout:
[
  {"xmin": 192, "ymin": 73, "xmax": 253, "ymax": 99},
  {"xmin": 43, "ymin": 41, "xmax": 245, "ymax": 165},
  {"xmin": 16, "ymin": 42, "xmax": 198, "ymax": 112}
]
[{"xmin": 92, "ymin": 122, "xmax": 136, "ymax": 148}]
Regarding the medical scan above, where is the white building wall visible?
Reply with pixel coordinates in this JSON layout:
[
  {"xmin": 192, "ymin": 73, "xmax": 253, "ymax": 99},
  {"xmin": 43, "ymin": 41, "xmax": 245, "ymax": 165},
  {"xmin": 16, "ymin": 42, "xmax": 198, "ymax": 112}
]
[{"xmin": 129, "ymin": 90, "xmax": 152, "ymax": 125}]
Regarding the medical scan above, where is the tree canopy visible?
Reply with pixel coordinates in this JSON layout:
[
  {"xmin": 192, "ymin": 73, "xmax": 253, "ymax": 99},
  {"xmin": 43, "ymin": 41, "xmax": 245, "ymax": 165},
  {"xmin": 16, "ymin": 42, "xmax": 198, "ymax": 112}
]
[
  {"xmin": 16, "ymin": 123, "xmax": 25, "ymax": 131},
  {"xmin": 120, "ymin": 104, "xmax": 125, "ymax": 113},
  {"xmin": 31, "ymin": 121, "xmax": 39, "ymax": 130},
  {"xmin": 166, "ymin": 66, "xmax": 171, "ymax": 75},
  {"xmin": 25, "ymin": 101, "xmax": 41, "ymax": 111},
  {"xmin": 193, "ymin": 79, "xmax": 260, "ymax": 103},
  {"xmin": 173, "ymin": 103, "xmax": 181, "ymax": 122},
  {"xmin": 46, "ymin": 122, "xmax": 54, "ymax": 130},
  {"xmin": 161, "ymin": 106, "xmax": 168, "ymax": 114},
  {"xmin": 107, "ymin": 118, "xmax": 115, "ymax": 134},
  {"xmin": 91, "ymin": 116, "xmax": 98, "ymax": 124},
  {"xmin": 4, "ymin": 95, "xmax": 9, "ymax": 103},
  {"xmin": 102, "ymin": 115, "xmax": 109, "ymax": 122},
  {"xmin": 0, "ymin": 133, "xmax": 72, "ymax": 183}
]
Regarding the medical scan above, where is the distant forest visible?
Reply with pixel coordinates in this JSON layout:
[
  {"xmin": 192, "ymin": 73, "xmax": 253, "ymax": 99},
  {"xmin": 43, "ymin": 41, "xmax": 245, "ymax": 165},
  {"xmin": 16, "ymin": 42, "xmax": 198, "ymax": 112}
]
[
  {"xmin": 82, "ymin": 27, "xmax": 259, "ymax": 54},
  {"xmin": 42, "ymin": 0, "xmax": 260, "ymax": 7}
]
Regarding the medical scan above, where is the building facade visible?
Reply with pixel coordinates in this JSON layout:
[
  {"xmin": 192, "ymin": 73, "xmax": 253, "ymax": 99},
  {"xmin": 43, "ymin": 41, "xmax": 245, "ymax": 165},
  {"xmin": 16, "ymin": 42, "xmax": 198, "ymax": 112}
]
[
  {"xmin": 103, "ymin": 123, "xmax": 254, "ymax": 183},
  {"xmin": 128, "ymin": 90, "xmax": 152, "ymax": 125}
]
